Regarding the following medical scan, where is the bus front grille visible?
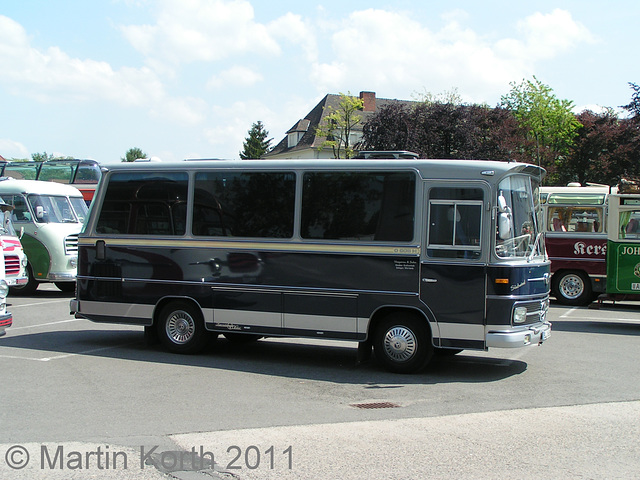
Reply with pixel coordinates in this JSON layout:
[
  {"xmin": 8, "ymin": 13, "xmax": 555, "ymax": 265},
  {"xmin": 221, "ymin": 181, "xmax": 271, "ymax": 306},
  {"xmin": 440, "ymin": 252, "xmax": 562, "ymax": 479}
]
[
  {"xmin": 4, "ymin": 255, "xmax": 20, "ymax": 276},
  {"xmin": 65, "ymin": 234, "xmax": 79, "ymax": 255}
]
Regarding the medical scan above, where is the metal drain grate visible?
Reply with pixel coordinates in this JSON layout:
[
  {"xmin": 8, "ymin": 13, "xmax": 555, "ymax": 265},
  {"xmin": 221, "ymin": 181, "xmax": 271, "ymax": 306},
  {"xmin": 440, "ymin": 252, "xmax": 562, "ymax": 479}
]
[{"xmin": 350, "ymin": 401, "xmax": 401, "ymax": 409}]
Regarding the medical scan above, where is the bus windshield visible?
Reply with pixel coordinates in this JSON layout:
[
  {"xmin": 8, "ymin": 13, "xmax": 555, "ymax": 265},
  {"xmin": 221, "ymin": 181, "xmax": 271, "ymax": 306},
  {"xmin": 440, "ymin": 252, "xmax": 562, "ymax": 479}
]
[
  {"xmin": 28, "ymin": 194, "xmax": 87, "ymax": 224},
  {"xmin": 495, "ymin": 175, "xmax": 544, "ymax": 259}
]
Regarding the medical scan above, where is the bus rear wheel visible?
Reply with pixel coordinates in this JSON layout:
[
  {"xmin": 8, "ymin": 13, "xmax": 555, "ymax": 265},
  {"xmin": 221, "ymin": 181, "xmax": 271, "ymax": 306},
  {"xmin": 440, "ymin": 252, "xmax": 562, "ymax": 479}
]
[
  {"xmin": 373, "ymin": 313, "xmax": 433, "ymax": 374},
  {"xmin": 552, "ymin": 271, "xmax": 592, "ymax": 306},
  {"xmin": 156, "ymin": 301, "xmax": 207, "ymax": 354}
]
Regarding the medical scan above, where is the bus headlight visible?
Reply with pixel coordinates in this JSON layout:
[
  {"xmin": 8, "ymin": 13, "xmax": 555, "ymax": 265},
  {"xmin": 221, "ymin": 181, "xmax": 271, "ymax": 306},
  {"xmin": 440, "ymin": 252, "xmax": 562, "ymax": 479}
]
[
  {"xmin": 0, "ymin": 280, "xmax": 8, "ymax": 298},
  {"xmin": 513, "ymin": 306, "xmax": 527, "ymax": 324},
  {"xmin": 21, "ymin": 256, "xmax": 28, "ymax": 267}
]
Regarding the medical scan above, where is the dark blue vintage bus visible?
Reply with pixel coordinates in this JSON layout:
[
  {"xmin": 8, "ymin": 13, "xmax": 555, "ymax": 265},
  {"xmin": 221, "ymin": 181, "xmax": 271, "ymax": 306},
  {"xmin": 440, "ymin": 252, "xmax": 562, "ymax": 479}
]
[{"xmin": 70, "ymin": 157, "xmax": 551, "ymax": 373}]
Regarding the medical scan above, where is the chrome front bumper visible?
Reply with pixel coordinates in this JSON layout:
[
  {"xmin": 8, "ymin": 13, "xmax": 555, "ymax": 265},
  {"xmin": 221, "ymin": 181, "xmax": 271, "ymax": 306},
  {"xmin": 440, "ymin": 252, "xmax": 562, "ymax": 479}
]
[{"xmin": 486, "ymin": 322, "xmax": 551, "ymax": 348}]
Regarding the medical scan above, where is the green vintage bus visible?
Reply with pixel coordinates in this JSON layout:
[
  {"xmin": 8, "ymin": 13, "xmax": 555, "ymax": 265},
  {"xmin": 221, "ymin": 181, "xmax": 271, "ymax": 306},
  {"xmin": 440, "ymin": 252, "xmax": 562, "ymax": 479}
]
[
  {"xmin": 0, "ymin": 179, "xmax": 88, "ymax": 294},
  {"xmin": 606, "ymin": 182, "xmax": 640, "ymax": 296}
]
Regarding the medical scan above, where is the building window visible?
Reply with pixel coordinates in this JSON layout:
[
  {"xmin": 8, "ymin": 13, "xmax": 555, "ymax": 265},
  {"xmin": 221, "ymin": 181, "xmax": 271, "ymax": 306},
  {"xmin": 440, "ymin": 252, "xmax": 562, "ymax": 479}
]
[{"xmin": 288, "ymin": 132, "xmax": 304, "ymax": 148}]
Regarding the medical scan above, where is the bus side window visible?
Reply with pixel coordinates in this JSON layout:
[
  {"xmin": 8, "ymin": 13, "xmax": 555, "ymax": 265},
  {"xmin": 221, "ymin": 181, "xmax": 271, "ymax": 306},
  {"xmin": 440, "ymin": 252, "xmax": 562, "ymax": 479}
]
[
  {"xmin": 548, "ymin": 207, "xmax": 567, "ymax": 232},
  {"xmin": 552, "ymin": 218, "xmax": 566, "ymax": 232}
]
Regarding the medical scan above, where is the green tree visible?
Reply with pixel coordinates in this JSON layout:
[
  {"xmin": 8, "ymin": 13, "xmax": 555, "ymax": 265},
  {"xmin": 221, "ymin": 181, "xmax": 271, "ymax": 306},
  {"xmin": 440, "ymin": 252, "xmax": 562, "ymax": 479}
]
[
  {"xmin": 412, "ymin": 87, "xmax": 464, "ymax": 106},
  {"xmin": 622, "ymin": 82, "xmax": 640, "ymax": 118},
  {"xmin": 362, "ymin": 101, "xmax": 525, "ymax": 161},
  {"xmin": 500, "ymin": 77, "xmax": 581, "ymax": 178},
  {"xmin": 316, "ymin": 92, "xmax": 364, "ymax": 159},
  {"xmin": 239, "ymin": 121, "xmax": 272, "ymax": 159},
  {"xmin": 122, "ymin": 147, "xmax": 146, "ymax": 162},
  {"xmin": 31, "ymin": 152, "xmax": 55, "ymax": 162}
]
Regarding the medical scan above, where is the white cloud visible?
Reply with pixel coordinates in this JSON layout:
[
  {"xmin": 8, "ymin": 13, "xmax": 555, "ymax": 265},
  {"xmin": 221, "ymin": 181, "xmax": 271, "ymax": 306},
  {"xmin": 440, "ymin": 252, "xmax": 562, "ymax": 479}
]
[
  {"xmin": 207, "ymin": 66, "xmax": 264, "ymax": 89},
  {"xmin": 268, "ymin": 12, "xmax": 318, "ymax": 62},
  {"xmin": 205, "ymin": 99, "xmax": 274, "ymax": 153},
  {"xmin": 149, "ymin": 96, "xmax": 209, "ymax": 125},
  {"xmin": 0, "ymin": 138, "xmax": 29, "ymax": 159},
  {"xmin": 0, "ymin": 15, "xmax": 161, "ymax": 105},
  {"xmin": 516, "ymin": 9, "xmax": 595, "ymax": 59},
  {"xmin": 120, "ymin": 0, "xmax": 281, "ymax": 68},
  {"xmin": 0, "ymin": 15, "xmax": 206, "ymax": 126},
  {"xmin": 309, "ymin": 8, "xmax": 595, "ymax": 104}
]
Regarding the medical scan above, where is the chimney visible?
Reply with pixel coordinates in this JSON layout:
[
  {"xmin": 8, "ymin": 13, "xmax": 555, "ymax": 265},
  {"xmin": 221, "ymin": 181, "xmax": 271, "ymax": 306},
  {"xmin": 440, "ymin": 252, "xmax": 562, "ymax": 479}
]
[{"xmin": 359, "ymin": 91, "xmax": 376, "ymax": 112}]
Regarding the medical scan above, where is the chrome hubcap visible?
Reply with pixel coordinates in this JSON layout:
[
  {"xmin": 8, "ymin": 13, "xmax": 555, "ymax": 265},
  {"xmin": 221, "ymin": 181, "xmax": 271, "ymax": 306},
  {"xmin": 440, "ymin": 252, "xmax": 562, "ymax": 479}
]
[
  {"xmin": 383, "ymin": 326, "xmax": 417, "ymax": 362},
  {"xmin": 560, "ymin": 275, "xmax": 584, "ymax": 299},
  {"xmin": 166, "ymin": 310, "xmax": 195, "ymax": 344}
]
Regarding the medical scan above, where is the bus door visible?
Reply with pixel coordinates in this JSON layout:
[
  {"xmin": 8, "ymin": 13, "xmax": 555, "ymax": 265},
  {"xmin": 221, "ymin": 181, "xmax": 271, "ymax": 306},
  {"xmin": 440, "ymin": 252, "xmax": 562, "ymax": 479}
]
[{"xmin": 420, "ymin": 184, "xmax": 487, "ymax": 349}]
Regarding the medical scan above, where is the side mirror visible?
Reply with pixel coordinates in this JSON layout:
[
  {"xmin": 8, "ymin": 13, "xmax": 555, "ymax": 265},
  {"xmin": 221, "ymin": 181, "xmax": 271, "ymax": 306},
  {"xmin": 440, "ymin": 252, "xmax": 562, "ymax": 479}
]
[
  {"xmin": 19, "ymin": 227, "xmax": 24, "ymax": 239},
  {"xmin": 498, "ymin": 193, "xmax": 508, "ymax": 213},
  {"xmin": 36, "ymin": 205, "xmax": 45, "ymax": 219},
  {"xmin": 498, "ymin": 212, "xmax": 512, "ymax": 240},
  {"xmin": 497, "ymin": 191, "xmax": 513, "ymax": 239}
]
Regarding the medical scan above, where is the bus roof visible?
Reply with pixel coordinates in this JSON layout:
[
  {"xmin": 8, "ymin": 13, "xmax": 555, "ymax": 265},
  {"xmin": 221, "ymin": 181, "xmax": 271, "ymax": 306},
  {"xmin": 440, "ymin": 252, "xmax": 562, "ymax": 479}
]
[
  {"xmin": 540, "ymin": 185, "xmax": 613, "ymax": 205},
  {"xmin": 540, "ymin": 185, "xmax": 611, "ymax": 194},
  {"xmin": 100, "ymin": 158, "xmax": 545, "ymax": 182},
  {"xmin": 0, "ymin": 178, "xmax": 85, "ymax": 197}
]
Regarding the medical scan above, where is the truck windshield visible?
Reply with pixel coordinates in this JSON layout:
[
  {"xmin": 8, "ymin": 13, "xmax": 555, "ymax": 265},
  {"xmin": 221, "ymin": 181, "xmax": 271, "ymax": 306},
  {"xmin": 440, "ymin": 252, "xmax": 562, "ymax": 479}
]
[
  {"xmin": 28, "ymin": 195, "xmax": 86, "ymax": 224},
  {"xmin": 495, "ymin": 175, "xmax": 544, "ymax": 259}
]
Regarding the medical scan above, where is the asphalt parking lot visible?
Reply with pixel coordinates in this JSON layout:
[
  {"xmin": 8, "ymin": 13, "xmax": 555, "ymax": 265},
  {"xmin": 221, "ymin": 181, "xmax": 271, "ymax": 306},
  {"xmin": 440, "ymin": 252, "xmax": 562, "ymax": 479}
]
[{"xmin": 1, "ymin": 286, "xmax": 639, "ymax": 479}]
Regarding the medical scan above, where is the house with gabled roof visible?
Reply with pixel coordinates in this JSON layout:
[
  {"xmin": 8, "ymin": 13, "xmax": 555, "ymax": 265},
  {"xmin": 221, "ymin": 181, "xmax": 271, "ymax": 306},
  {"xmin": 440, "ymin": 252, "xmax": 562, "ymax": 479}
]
[{"xmin": 264, "ymin": 91, "xmax": 415, "ymax": 159}]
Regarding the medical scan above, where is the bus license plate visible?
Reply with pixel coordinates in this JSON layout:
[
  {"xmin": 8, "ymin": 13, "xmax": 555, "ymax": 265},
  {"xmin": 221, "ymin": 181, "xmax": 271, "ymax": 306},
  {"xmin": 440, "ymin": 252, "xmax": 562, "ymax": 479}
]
[{"xmin": 541, "ymin": 329, "xmax": 550, "ymax": 341}]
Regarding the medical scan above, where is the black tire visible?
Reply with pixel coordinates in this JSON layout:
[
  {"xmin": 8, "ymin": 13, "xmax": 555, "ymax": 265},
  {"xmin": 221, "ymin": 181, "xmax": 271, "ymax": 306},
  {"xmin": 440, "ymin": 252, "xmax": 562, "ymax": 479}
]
[
  {"xmin": 156, "ymin": 301, "xmax": 207, "ymax": 354},
  {"xmin": 552, "ymin": 271, "xmax": 592, "ymax": 306},
  {"xmin": 223, "ymin": 332, "xmax": 263, "ymax": 343},
  {"xmin": 373, "ymin": 313, "xmax": 433, "ymax": 374},
  {"xmin": 55, "ymin": 282, "xmax": 76, "ymax": 293},
  {"xmin": 9, "ymin": 264, "xmax": 39, "ymax": 296}
]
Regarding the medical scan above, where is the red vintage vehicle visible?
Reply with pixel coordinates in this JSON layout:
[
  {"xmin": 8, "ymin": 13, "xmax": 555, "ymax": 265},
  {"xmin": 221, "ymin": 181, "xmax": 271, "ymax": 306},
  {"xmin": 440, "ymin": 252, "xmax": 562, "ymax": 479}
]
[{"xmin": 541, "ymin": 185, "xmax": 611, "ymax": 305}]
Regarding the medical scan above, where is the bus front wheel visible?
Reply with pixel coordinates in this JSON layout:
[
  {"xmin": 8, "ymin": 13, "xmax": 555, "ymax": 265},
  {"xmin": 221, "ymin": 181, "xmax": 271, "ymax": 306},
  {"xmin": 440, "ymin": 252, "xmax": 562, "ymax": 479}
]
[
  {"xmin": 373, "ymin": 313, "xmax": 433, "ymax": 374},
  {"xmin": 552, "ymin": 271, "xmax": 592, "ymax": 306},
  {"xmin": 9, "ymin": 264, "xmax": 39, "ymax": 296},
  {"xmin": 156, "ymin": 301, "xmax": 207, "ymax": 354}
]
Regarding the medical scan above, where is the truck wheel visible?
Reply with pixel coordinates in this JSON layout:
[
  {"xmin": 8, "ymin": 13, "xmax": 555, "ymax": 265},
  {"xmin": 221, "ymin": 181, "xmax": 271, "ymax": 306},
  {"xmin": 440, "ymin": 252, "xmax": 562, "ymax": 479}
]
[
  {"xmin": 156, "ymin": 301, "xmax": 207, "ymax": 354},
  {"xmin": 552, "ymin": 271, "xmax": 592, "ymax": 306},
  {"xmin": 9, "ymin": 264, "xmax": 39, "ymax": 296},
  {"xmin": 373, "ymin": 313, "xmax": 433, "ymax": 374}
]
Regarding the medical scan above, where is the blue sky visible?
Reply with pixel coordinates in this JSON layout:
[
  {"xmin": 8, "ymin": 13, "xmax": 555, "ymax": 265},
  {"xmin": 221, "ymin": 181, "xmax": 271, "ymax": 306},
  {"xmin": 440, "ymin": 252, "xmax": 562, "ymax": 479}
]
[{"xmin": 0, "ymin": 1, "xmax": 637, "ymax": 163}]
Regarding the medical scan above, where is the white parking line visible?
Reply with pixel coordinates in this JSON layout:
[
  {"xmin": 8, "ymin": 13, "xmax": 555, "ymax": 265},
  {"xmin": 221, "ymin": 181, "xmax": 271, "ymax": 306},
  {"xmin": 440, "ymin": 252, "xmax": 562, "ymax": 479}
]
[
  {"xmin": 556, "ymin": 306, "xmax": 640, "ymax": 323},
  {"xmin": 9, "ymin": 318, "xmax": 82, "ymax": 331},
  {"xmin": 560, "ymin": 307, "xmax": 578, "ymax": 318},
  {"xmin": 559, "ymin": 314, "xmax": 640, "ymax": 323},
  {"xmin": 0, "ymin": 342, "xmax": 141, "ymax": 362},
  {"xmin": 9, "ymin": 298, "xmax": 72, "ymax": 308}
]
